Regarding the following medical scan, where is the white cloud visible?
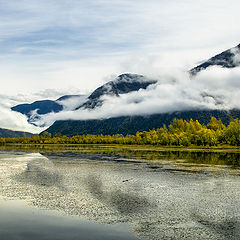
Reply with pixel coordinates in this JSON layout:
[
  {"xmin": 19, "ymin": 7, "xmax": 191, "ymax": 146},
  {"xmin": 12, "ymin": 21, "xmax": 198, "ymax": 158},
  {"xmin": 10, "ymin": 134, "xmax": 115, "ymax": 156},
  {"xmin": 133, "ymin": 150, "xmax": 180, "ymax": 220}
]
[
  {"xmin": 27, "ymin": 66, "xmax": 240, "ymax": 130},
  {"xmin": 57, "ymin": 95, "xmax": 88, "ymax": 111},
  {"xmin": 0, "ymin": 0, "xmax": 240, "ymax": 96},
  {"xmin": 0, "ymin": 105, "xmax": 43, "ymax": 133},
  {"xmin": 3, "ymin": 64, "xmax": 240, "ymax": 133}
]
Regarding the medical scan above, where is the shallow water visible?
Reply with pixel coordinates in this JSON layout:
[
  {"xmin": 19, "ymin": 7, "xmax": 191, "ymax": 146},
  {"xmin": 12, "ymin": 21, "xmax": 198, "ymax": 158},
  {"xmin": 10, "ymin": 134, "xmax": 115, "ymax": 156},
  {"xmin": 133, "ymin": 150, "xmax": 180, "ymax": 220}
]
[
  {"xmin": 0, "ymin": 146, "xmax": 240, "ymax": 239},
  {"xmin": 0, "ymin": 200, "xmax": 137, "ymax": 240}
]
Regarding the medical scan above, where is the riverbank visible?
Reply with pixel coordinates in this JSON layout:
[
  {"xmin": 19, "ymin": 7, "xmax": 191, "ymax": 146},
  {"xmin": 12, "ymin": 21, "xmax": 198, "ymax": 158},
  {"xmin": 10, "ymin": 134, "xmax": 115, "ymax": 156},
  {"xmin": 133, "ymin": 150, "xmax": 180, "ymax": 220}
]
[
  {"xmin": 1, "ymin": 143, "xmax": 240, "ymax": 152},
  {"xmin": 0, "ymin": 143, "xmax": 240, "ymax": 170}
]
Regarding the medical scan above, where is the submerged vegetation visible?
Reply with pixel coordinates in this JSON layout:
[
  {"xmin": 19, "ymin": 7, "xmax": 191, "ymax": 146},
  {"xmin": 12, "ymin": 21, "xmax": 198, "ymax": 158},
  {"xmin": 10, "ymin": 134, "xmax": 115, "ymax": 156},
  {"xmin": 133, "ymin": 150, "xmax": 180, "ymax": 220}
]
[{"xmin": 0, "ymin": 117, "xmax": 240, "ymax": 147}]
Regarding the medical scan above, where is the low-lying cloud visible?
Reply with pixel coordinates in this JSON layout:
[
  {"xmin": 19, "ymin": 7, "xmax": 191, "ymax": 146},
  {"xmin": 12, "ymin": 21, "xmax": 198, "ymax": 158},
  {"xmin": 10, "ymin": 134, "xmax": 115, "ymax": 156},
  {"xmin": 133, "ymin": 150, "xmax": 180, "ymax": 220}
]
[
  {"xmin": 29, "ymin": 66, "xmax": 240, "ymax": 130},
  {"xmin": 0, "ymin": 94, "xmax": 46, "ymax": 133},
  {"xmin": 0, "ymin": 105, "xmax": 42, "ymax": 133},
  {"xmin": 2, "ymin": 64, "xmax": 240, "ymax": 134},
  {"xmin": 57, "ymin": 95, "xmax": 88, "ymax": 111}
]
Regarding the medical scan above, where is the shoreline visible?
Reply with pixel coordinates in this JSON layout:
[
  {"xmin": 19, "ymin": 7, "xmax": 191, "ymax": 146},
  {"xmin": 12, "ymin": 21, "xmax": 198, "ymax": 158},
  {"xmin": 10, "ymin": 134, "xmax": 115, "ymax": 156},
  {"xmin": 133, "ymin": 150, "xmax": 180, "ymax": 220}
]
[{"xmin": 0, "ymin": 143, "xmax": 240, "ymax": 153}]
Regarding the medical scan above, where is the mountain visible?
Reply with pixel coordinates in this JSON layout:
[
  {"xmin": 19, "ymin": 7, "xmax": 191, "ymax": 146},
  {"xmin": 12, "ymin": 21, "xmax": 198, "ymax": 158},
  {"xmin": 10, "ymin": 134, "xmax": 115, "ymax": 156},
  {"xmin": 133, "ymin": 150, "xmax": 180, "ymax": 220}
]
[
  {"xmin": 43, "ymin": 110, "xmax": 240, "ymax": 136},
  {"xmin": 76, "ymin": 73, "xmax": 157, "ymax": 109},
  {"xmin": 42, "ymin": 44, "xmax": 240, "ymax": 136},
  {"xmin": 190, "ymin": 43, "xmax": 240, "ymax": 76},
  {"xmin": 0, "ymin": 128, "xmax": 32, "ymax": 138},
  {"xmin": 11, "ymin": 100, "xmax": 63, "ymax": 118},
  {"xmin": 11, "ymin": 74, "xmax": 157, "ymax": 124},
  {"xmin": 11, "ymin": 95, "xmax": 83, "ymax": 124},
  {"xmin": 11, "ymin": 44, "xmax": 240, "ymax": 136}
]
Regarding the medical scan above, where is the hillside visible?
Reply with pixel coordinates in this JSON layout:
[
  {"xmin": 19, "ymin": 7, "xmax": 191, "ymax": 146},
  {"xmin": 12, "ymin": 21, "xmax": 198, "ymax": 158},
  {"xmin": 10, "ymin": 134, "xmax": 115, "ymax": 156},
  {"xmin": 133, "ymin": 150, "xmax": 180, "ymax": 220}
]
[
  {"xmin": 0, "ymin": 128, "xmax": 32, "ymax": 138},
  {"xmin": 43, "ymin": 110, "xmax": 240, "ymax": 136}
]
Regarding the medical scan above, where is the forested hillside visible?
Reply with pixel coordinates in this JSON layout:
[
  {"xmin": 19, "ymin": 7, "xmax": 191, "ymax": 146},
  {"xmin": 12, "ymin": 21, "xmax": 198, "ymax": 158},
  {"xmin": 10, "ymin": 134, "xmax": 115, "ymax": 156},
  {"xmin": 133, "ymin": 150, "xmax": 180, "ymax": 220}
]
[
  {"xmin": 1, "ymin": 117, "xmax": 240, "ymax": 147},
  {"xmin": 0, "ymin": 128, "xmax": 32, "ymax": 138},
  {"xmin": 43, "ymin": 109, "xmax": 240, "ymax": 136}
]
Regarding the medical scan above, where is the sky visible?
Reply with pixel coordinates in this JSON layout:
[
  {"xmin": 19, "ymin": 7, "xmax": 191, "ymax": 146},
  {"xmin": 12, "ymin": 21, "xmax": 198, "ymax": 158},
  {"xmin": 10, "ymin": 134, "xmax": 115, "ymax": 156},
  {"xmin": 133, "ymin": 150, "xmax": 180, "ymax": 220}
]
[
  {"xmin": 1, "ymin": 0, "xmax": 240, "ymax": 99},
  {"xmin": 1, "ymin": 0, "xmax": 240, "ymax": 132}
]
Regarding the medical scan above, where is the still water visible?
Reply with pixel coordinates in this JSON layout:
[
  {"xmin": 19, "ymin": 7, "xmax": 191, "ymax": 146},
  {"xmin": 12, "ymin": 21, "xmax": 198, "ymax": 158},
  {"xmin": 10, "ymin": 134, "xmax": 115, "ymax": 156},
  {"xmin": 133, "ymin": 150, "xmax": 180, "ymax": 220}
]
[{"xmin": 0, "ymin": 145, "xmax": 240, "ymax": 240}]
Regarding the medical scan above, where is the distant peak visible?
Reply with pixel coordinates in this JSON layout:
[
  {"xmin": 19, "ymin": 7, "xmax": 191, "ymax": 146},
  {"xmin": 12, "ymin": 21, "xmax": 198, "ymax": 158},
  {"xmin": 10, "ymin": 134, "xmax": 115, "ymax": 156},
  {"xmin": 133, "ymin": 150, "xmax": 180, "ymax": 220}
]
[
  {"xmin": 117, "ymin": 73, "xmax": 144, "ymax": 79},
  {"xmin": 115, "ymin": 73, "xmax": 154, "ymax": 83},
  {"xmin": 189, "ymin": 43, "xmax": 240, "ymax": 76}
]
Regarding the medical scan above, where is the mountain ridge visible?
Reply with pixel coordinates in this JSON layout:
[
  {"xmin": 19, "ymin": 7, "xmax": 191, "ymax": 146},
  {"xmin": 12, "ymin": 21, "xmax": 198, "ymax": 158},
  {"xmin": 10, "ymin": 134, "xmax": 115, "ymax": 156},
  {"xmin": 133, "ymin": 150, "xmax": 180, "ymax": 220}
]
[
  {"xmin": 9, "ymin": 43, "xmax": 240, "ymax": 136},
  {"xmin": 76, "ymin": 73, "xmax": 157, "ymax": 109},
  {"xmin": 11, "ymin": 95, "xmax": 84, "ymax": 124},
  {"xmin": 11, "ymin": 73, "xmax": 157, "ymax": 120},
  {"xmin": 189, "ymin": 43, "xmax": 240, "ymax": 76}
]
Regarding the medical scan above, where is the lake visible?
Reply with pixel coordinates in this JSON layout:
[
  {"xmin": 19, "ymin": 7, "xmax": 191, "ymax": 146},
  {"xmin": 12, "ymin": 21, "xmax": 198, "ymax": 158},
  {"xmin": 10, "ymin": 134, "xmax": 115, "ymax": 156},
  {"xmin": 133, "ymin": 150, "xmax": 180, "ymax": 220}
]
[{"xmin": 0, "ymin": 145, "xmax": 240, "ymax": 240}]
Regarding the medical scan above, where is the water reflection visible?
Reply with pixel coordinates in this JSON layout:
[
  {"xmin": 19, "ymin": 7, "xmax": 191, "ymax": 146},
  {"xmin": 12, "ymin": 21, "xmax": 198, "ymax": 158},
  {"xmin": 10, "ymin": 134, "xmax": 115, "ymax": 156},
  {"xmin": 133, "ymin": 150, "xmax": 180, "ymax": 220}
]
[
  {"xmin": 1, "ymin": 144, "xmax": 240, "ymax": 168},
  {"xmin": 193, "ymin": 214, "xmax": 240, "ymax": 239},
  {"xmin": 191, "ymin": 175, "xmax": 240, "ymax": 240},
  {"xmin": 0, "ymin": 148, "xmax": 240, "ymax": 239},
  {"xmin": 13, "ymin": 159, "xmax": 62, "ymax": 188},
  {"xmin": 0, "ymin": 200, "xmax": 138, "ymax": 240},
  {"xmin": 86, "ymin": 175, "xmax": 154, "ymax": 215}
]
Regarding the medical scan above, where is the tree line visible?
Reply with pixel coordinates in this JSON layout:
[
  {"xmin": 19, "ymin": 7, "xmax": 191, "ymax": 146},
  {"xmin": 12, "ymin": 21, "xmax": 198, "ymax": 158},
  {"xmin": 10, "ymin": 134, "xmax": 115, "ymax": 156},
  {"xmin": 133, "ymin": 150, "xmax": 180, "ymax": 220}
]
[{"xmin": 0, "ymin": 117, "xmax": 240, "ymax": 146}]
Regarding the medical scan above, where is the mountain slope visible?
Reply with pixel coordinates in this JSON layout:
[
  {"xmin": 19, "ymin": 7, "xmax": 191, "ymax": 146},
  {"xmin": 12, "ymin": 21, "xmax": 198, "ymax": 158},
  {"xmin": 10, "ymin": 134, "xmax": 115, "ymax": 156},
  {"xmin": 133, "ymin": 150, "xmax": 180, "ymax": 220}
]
[
  {"xmin": 12, "ymin": 44, "xmax": 240, "ymax": 135},
  {"xmin": 11, "ymin": 95, "xmax": 84, "ymax": 124},
  {"xmin": 190, "ymin": 43, "xmax": 240, "ymax": 75},
  {"xmin": 56, "ymin": 95, "xmax": 83, "ymax": 101},
  {"xmin": 44, "ymin": 110, "xmax": 240, "ymax": 136},
  {"xmin": 76, "ymin": 73, "xmax": 157, "ymax": 109},
  {"xmin": 11, "ymin": 74, "xmax": 157, "ymax": 123},
  {"xmin": 0, "ymin": 128, "xmax": 32, "ymax": 138},
  {"xmin": 11, "ymin": 100, "xmax": 63, "ymax": 117}
]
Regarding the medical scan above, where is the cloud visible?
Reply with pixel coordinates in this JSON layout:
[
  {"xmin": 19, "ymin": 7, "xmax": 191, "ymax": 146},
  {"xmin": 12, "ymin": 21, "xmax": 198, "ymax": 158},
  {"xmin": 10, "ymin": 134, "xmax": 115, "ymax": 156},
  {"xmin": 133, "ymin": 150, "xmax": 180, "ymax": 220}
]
[
  {"xmin": 27, "ymin": 66, "xmax": 240, "ymax": 130},
  {"xmin": 57, "ymin": 95, "xmax": 88, "ymax": 111},
  {"xmin": 1, "ymin": 0, "xmax": 240, "ymax": 96},
  {"xmin": 0, "ymin": 94, "xmax": 45, "ymax": 133},
  {"xmin": 0, "ymin": 105, "xmax": 42, "ymax": 133},
  {"xmin": 3, "ymin": 64, "xmax": 240, "ymax": 133}
]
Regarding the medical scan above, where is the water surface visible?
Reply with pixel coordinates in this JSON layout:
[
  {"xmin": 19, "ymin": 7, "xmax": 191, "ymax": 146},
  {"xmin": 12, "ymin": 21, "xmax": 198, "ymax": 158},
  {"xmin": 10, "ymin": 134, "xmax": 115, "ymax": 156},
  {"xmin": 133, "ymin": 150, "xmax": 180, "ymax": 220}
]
[{"xmin": 0, "ymin": 145, "xmax": 240, "ymax": 239}]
